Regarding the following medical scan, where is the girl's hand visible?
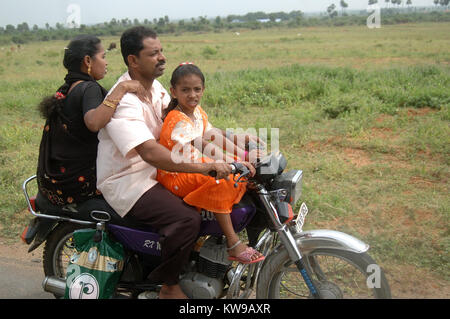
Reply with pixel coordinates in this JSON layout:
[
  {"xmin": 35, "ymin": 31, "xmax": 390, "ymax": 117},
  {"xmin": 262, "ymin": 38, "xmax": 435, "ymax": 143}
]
[
  {"xmin": 240, "ymin": 161, "xmax": 256, "ymax": 177},
  {"xmin": 120, "ymin": 80, "xmax": 151, "ymax": 104}
]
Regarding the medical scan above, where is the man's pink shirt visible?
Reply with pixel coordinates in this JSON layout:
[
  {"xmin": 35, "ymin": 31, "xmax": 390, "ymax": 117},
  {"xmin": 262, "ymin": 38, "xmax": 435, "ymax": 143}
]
[{"xmin": 96, "ymin": 72, "xmax": 170, "ymax": 216}]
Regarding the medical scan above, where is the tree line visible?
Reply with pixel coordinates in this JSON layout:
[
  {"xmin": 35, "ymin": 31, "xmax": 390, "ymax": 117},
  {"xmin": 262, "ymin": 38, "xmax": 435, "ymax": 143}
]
[
  {"xmin": 0, "ymin": 5, "xmax": 449, "ymax": 45},
  {"xmin": 327, "ymin": 0, "xmax": 449, "ymax": 17}
]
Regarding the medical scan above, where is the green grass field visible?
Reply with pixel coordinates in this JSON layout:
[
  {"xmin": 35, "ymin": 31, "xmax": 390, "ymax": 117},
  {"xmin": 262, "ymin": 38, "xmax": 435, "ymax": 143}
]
[{"xmin": 0, "ymin": 22, "xmax": 449, "ymax": 297}]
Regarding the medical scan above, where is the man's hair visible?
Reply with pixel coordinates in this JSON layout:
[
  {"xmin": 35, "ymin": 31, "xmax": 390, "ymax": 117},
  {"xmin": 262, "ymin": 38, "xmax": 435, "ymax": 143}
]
[{"xmin": 120, "ymin": 26, "xmax": 158, "ymax": 66}]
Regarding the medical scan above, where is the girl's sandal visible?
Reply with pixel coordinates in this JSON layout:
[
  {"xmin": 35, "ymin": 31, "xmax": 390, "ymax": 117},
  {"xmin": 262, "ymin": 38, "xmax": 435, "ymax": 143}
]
[{"xmin": 227, "ymin": 240, "xmax": 265, "ymax": 264}]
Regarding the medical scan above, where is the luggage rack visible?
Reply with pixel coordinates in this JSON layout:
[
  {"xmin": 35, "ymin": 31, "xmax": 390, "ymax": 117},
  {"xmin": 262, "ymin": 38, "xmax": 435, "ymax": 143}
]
[{"xmin": 22, "ymin": 175, "xmax": 99, "ymax": 226}]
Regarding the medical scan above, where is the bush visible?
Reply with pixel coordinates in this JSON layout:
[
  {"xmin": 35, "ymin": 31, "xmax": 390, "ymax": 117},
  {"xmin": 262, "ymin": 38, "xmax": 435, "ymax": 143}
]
[
  {"xmin": 202, "ymin": 46, "xmax": 218, "ymax": 59},
  {"xmin": 320, "ymin": 94, "xmax": 363, "ymax": 119}
]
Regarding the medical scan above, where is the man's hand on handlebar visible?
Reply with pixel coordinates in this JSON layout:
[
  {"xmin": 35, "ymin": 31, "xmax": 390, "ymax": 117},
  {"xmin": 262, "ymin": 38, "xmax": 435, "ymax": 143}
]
[
  {"xmin": 202, "ymin": 160, "xmax": 256, "ymax": 181},
  {"xmin": 202, "ymin": 162, "xmax": 232, "ymax": 180}
]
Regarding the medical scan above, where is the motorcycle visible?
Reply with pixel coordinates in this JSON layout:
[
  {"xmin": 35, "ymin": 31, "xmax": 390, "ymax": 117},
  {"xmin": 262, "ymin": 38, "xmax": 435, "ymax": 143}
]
[{"xmin": 21, "ymin": 151, "xmax": 391, "ymax": 299}]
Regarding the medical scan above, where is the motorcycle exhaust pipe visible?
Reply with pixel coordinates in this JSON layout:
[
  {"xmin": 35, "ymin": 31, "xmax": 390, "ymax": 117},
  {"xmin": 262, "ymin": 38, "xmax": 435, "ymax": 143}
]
[{"xmin": 42, "ymin": 276, "xmax": 66, "ymax": 297}]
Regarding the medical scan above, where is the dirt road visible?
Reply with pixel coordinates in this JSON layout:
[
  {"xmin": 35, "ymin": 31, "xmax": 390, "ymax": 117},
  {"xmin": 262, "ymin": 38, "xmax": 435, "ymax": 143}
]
[
  {"xmin": 0, "ymin": 237, "xmax": 448, "ymax": 299},
  {"xmin": 0, "ymin": 239, "xmax": 52, "ymax": 299}
]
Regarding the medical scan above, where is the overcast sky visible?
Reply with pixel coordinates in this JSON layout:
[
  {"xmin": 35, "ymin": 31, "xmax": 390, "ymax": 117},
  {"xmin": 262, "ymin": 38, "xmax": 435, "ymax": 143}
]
[{"xmin": 0, "ymin": 0, "xmax": 436, "ymax": 28}]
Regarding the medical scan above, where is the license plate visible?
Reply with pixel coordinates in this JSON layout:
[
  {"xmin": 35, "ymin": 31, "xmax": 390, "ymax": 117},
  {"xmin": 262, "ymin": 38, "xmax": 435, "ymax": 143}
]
[{"xmin": 294, "ymin": 202, "xmax": 308, "ymax": 233}]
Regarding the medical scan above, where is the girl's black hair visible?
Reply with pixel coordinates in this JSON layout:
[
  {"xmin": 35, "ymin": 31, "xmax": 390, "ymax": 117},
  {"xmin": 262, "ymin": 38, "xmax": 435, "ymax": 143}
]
[
  {"xmin": 162, "ymin": 63, "xmax": 205, "ymax": 120},
  {"xmin": 38, "ymin": 35, "xmax": 102, "ymax": 120}
]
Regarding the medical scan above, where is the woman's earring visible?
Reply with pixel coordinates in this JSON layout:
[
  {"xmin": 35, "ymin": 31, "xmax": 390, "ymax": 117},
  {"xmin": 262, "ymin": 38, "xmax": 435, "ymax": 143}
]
[{"xmin": 88, "ymin": 65, "xmax": 92, "ymax": 76}]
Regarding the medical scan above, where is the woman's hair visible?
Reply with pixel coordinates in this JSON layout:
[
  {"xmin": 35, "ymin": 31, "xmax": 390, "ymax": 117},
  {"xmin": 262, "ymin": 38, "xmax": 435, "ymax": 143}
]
[
  {"xmin": 120, "ymin": 26, "xmax": 158, "ymax": 66},
  {"xmin": 38, "ymin": 35, "xmax": 102, "ymax": 120},
  {"xmin": 162, "ymin": 63, "xmax": 206, "ymax": 120},
  {"xmin": 63, "ymin": 35, "xmax": 101, "ymax": 72}
]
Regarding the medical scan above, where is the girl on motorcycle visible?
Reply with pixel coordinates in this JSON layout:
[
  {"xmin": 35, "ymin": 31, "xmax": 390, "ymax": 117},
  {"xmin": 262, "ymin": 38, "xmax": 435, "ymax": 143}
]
[{"xmin": 157, "ymin": 63, "xmax": 265, "ymax": 264}]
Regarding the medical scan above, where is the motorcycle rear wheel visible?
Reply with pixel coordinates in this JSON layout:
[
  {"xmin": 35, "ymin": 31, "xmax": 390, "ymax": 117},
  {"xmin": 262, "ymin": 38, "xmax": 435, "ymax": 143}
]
[
  {"xmin": 256, "ymin": 248, "xmax": 391, "ymax": 299},
  {"xmin": 43, "ymin": 223, "xmax": 89, "ymax": 279}
]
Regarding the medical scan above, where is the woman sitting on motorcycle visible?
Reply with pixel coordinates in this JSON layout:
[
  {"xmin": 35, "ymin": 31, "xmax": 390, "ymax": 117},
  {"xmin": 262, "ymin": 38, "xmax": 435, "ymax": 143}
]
[{"xmin": 36, "ymin": 35, "xmax": 148, "ymax": 207}]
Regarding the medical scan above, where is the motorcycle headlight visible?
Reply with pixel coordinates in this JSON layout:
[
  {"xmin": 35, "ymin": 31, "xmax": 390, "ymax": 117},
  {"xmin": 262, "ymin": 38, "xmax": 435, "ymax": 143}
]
[{"xmin": 272, "ymin": 170, "xmax": 303, "ymax": 206}]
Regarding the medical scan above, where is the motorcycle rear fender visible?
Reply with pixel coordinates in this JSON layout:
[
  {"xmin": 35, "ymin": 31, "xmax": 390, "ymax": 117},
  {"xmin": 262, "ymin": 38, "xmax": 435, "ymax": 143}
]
[
  {"xmin": 295, "ymin": 229, "xmax": 370, "ymax": 254},
  {"xmin": 27, "ymin": 218, "xmax": 58, "ymax": 253},
  {"xmin": 21, "ymin": 218, "xmax": 40, "ymax": 245}
]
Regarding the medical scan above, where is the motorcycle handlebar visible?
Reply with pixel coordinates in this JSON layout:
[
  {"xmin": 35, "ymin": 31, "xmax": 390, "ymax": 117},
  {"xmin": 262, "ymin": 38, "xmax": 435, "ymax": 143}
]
[
  {"xmin": 208, "ymin": 162, "xmax": 252, "ymax": 180},
  {"xmin": 230, "ymin": 162, "xmax": 250, "ymax": 176}
]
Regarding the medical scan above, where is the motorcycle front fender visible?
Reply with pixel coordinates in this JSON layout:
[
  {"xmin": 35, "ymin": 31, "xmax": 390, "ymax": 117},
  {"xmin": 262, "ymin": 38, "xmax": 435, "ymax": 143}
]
[
  {"xmin": 295, "ymin": 229, "xmax": 370, "ymax": 254},
  {"xmin": 263, "ymin": 229, "xmax": 369, "ymax": 269}
]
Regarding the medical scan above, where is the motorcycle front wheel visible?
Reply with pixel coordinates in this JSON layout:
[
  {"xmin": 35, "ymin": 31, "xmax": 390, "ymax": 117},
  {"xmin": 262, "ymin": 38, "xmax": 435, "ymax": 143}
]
[{"xmin": 256, "ymin": 248, "xmax": 391, "ymax": 299}]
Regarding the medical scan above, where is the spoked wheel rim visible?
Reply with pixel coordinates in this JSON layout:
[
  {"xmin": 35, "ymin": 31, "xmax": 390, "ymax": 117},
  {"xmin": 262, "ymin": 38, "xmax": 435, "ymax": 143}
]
[
  {"xmin": 52, "ymin": 232, "xmax": 77, "ymax": 278},
  {"xmin": 270, "ymin": 250, "xmax": 381, "ymax": 299}
]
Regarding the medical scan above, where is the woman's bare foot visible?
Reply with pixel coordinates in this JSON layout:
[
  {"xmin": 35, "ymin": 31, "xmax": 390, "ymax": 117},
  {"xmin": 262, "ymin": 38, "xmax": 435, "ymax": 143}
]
[{"xmin": 159, "ymin": 284, "xmax": 188, "ymax": 299}]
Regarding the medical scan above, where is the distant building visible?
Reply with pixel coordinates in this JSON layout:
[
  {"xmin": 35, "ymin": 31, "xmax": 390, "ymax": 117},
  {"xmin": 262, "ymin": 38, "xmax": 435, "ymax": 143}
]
[{"xmin": 257, "ymin": 18, "xmax": 282, "ymax": 23}]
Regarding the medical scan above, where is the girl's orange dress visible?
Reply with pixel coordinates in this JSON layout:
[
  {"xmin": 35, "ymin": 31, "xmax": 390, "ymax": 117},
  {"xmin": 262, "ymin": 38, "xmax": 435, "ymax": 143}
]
[{"xmin": 157, "ymin": 106, "xmax": 246, "ymax": 214}]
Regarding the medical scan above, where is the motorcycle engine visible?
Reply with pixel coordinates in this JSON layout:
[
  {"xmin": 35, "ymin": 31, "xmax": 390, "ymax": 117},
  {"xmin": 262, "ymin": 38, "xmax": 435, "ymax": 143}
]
[{"xmin": 179, "ymin": 236, "xmax": 232, "ymax": 299}]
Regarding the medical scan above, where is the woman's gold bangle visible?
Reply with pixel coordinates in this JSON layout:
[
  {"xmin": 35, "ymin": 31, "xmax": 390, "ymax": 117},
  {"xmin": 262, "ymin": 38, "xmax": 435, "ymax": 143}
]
[{"xmin": 103, "ymin": 99, "xmax": 118, "ymax": 110}]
